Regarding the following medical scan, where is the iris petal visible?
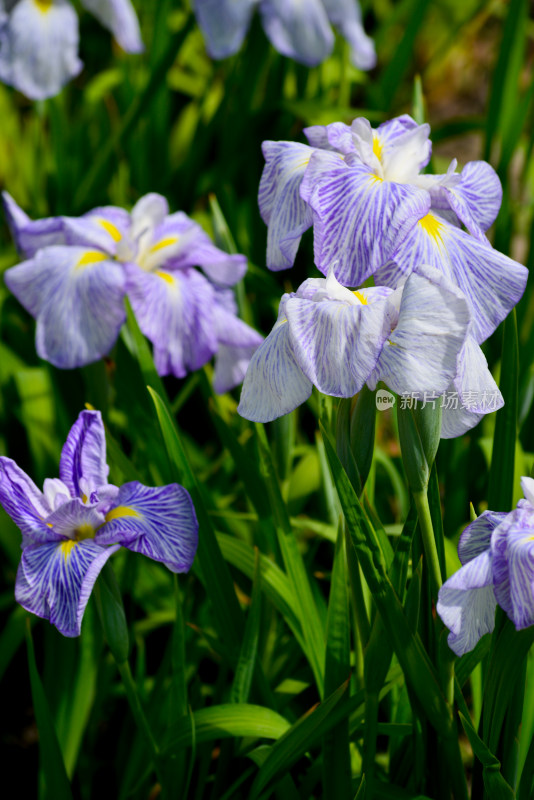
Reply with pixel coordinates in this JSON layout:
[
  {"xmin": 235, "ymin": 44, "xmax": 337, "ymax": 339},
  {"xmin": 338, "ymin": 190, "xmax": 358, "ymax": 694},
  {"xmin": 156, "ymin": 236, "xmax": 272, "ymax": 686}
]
[
  {"xmin": 2, "ymin": 192, "xmax": 65, "ymax": 258},
  {"xmin": 457, "ymin": 510, "xmax": 507, "ymax": 565},
  {"xmin": 259, "ymin": 0, "xmax": 334, "ymax": 67},
  {"xmin": 192, "ymin": 0, "xmax": 256, "ymax": 59},
  {"xmin": 0, "ymin": 457, "xmax": 56, "ymax": 544},
  {"xmin": 80, "ymin": 0, "xmax": 143, "ymax": 53},
  {"xmin": 59, "ymin": 410, "xmax": 110, "ymax": 500},
  {"xmin": 492, "ymin": 506, "xmax": 534, "ymax": 630},
  {"xmin": 321, "ymin": 0, "xmax": 376, "ymax": 69}
]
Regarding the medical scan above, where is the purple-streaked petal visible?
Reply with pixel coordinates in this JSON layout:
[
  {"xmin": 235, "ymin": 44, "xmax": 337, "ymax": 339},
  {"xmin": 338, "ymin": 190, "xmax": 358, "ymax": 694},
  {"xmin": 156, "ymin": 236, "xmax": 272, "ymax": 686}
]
[
  {"xmin": 0, "ymin": 457, "xmax": 56, "ymax": 543},
  {"xmin": 213, "ymin": 298, "xmax": 263, "ymax": 350},
  {"xmin": 192, "ymin": 0, "xmax": 256, "ymax": 59},
  {"xmin": 63, "ymin": 207, "xmax": 130, "ymax": 254},
  {"xmin": 81, "ymin": 0, "xmax": 143, "ymax": 53},
  {"xmin": 321, "ymin": 0, "xmax": 376, "ymax": 70},
  {"xmin": 303, "ymin": 125, "xmax": 336, "ymax": 150},
  {"xmin": 43, "ymin": 498, "xmax": 106, "ymax": 539},
  {"xmin": 308, "ymin": 157, "xmax": 430, "ymax": 285},
  {"xmin": 97, "ymin": 482, "xmax": 198, "ymax": 573},
  {"xmin": 492, "ymin": 506, "xmax": 534, "ymax": 629},
  {"xmin": 59, "ymin": 410, "xmax": 109, "ymax": 499},
  {"xmin": 375, "ymin": 118, "xmax": 432, "ymax": 182},
  {"xmin": 458, "ymin": 510, "xmax": 507, "ymax": 566},
  {"xmin": 370, "ymin": 266, "xmax": 469, "ymax": 397},
  {"xmin": 378, "ymin": 213, "xmax": 528, "ymax": 344},
  {"xmin": 5, "ymin": 246, "xmax": 127, "ymax": 368},
  {"xmin": 211, "ymin": 293, "xmax": 263, "ymax": 392},
  {"xmin": 238, "ymin": 300, "xmax": 312, "ymax": 422},
  {"xmin": 437, "ymin": 551, "xmax": 496, "ymax": 656},
  {"xmin": 213, "ymin": 343, "xmax": 262, "ymax": 394},
  {"xmin": 15, "ymin": 539, "xmax": 119, "ymax": 637},
  {"xmin": 286, "ymin": 276, "xmax": 393, "ymax": 397},
  {"xmin": 259, "ymin": 0, "xmax": 334, "ymax": 67},
  {"xmin": 125, "ymin": 264, "xmax": 218, "ymax": 378},
  {"xmin": 259, "ymin": 141, "xmax": 316, "ymax": 271},
  {"xmin": 2, "ymin": 192, "xmax": 66, "ymax": 258},
  {"xmin": 0, "ymin": 0, "xmax": 82, "ymax": 100},
  {"xmin": 299, "ymin": 148, "xmax": 346, "ymax": 203}
]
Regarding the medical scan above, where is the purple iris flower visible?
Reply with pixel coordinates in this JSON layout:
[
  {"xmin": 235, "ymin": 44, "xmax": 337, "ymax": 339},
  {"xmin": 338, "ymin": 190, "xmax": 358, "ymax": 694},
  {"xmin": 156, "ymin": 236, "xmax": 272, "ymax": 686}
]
[
  {"xmin": 0, "ymin": 0, "xmax": 143, "ymax": 100},
  {"xmin": 438, "ymin": 478, "xmax": 534, "ymax": 655},
  {"xmin": 3, "ymin": 192, "xmax": 262, "ymax": 390},
  {"xmin": 259, "ymin": 114, "xmax": 528, "ymax": 345},
  {"xmin": 238, "ymin": 264, "xmax": 469, "ymax": 422},
  {"xmin": 0, "ymin": 409, "xmax": 198, "ymax": 637},
  {"xmin": 192, "ymin": 0, "xmax": 375, "ymax": 69}
]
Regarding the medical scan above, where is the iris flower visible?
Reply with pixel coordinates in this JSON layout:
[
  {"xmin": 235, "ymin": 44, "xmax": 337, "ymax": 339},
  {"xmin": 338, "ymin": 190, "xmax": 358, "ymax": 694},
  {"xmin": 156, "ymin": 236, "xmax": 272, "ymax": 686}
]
[
  {"xmin": 259, "ymin": 114, "xmax": 527, "ymax": 344},
  {"xmin": 437, "ymin": 478, "xmax": 534, "ymax": 655},
  {"xmin": 3, "ymin": 192, "xmax": 262, "ymax": 392},
  {"xmin": 0, "ymin": 409, "xmax": 198, "ymax": 637},
  {"xmin": 193, "ymin": 0, "xmax": 375, "ymax": 70},
  {"xmin": 0, "ymin": 0, "xmax": 142, "ymax": 100},
  {"xmin": 238, "ymin": 264, "xmax": 470, "ymax": 422}
]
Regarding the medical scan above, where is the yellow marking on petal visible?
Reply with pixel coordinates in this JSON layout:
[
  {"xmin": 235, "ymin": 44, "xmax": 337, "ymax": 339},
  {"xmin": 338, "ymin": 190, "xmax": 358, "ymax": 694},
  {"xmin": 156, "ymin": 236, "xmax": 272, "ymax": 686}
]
[
  {"xmin": 59, "ymin": 540, "xmax": 77, "ymax": 560},
  {"xmin": 418, "ymin": 213, "xmax": 445, "ymax": 245},
  {"xmin": 156, "ymin": 270, "xmax": 176, "ymax": 285},
  {"xmin": 34, "ymin": 0, "xmax": 53, "ymax": 12},
  {"xmin": 352, "ymin": 290, "xmax": 368, "ymax": 305},
  {"xmin": 372, "ymin": 135, "xmax": 383, "ymax": 161},
  {"xmin": 75, "ymin": 524, "xmax": 95, "ymax": 541},
  {"xmin": 105, "ymin": 505, "xmax": 141, "ymax": 522},
  {"xmin": 46, "ymin": 522, "xmax": 53, "ymax": 528},
  {"xmin": 77, "ymin": 251, "xmax": 108, "ymax": 268},
  {"xmin": 150, "ymin": 237, "xmax": 178, "ymax": 254},
  {"xmin": 98, "ymin": 218, "xmax": 122, "ymax": 242},
  {"xmin": 82, "ymin": 494, "xmax": 88, "ymax": 504},
  {"xmin": 368, "ymin": 173, "xmax": 383, "ymax": 183}
]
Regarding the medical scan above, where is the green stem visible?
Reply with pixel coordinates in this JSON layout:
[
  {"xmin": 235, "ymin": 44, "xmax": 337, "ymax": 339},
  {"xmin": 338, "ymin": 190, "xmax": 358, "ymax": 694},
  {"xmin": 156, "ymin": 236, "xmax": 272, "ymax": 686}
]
[
  {"xmin": 116, "ymin": 659, "xmax": 163, "ymax": 780},
  {"xmin": 413, "ymin": 489, "xmax": 442, "ymax": 597}
]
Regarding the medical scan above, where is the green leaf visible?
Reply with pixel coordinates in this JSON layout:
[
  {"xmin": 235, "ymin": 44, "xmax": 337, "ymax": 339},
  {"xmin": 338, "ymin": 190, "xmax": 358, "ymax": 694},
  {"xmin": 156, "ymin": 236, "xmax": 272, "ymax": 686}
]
[
  {"xmin": 459, "ymin": 712, "xmax": 515, "ymax": 799},
  {"xmin": 230, "ymin": 548, "xmax": 262, "ymax": 705}
]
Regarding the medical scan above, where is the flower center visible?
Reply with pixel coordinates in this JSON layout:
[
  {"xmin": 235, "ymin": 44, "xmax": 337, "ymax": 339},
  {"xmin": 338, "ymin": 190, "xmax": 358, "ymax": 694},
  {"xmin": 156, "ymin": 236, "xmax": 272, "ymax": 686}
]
[{"xmin": 74, "ymin": 523, "xmax": 95, "ymax": 540}]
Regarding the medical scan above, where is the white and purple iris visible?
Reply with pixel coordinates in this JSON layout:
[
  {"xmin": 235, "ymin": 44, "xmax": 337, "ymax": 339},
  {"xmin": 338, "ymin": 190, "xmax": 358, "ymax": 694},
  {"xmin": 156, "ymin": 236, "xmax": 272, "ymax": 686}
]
[
  {"xmin": 0, "ymin": 409, "xmax": 198, "ymax": 637},
  {"xmin": 437, "ymin": 477, "xmax": 534, "ymax": 656},
  {"xmin": 3, "ymin": 192, "xmax": 262, "ymax": 393},
  {"xmin": 259, "ymin": 114, "xmax": 527, "ymax": 345},
  {"xmin": 238, "ymin": 264, "xmax": 473, "ymax": 423},
  {"xmin": 0, "ymin": 0, "xmax": 142, "ymax": 100},
  {"xmin": 192, "ymin": 0, "xmax": 375, "ymax": 70}
]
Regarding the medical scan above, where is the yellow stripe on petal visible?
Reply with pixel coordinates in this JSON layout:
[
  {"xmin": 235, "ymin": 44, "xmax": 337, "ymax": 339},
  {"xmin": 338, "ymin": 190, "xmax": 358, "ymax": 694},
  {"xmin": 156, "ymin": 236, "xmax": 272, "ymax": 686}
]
[
  {"xmin": 155, "ymin": 270, "xmax": 175, "ymax": 285},
  {"xmin": 418, "ymin": 213, "xmax": 445, "ymax": 246},
  {"xmin": 372, "ymin": 135, "xmax": 383, "ymax": 160},
  {"xmin": 368, "ymin": 173, "xmax": 383, "ymax": 184},
  {"xmin": 34, "ymin": 0, "xmax": 52, "ymax": 12},
  {"xmin": 352, "ymin": 290, "xmax": 368, "ymax": 305},
  {"xmin": 105, "ymin": 506, "xmax": 141, "ymax": 522},
  {"xmin": 59, "ymin": 540, "xmax": 77, "ymax": 561},
  {"xmin": 150, "ymin": 237, "xmax": 178, "ymax": 254},
  {"xmin": 98, "ymin": 218, "xmax": 122, "ymax": 242},
  {"xmin": 77, "ymin": 251, "xmax": 108, "ymax": 268}
]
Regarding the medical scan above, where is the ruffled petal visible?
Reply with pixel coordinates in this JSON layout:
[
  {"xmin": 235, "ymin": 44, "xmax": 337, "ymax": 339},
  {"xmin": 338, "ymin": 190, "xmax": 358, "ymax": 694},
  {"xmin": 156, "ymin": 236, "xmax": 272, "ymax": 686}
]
[
  {"xmin": 377, "ymin": 213, "xmax": 528, "ymax": 343},
  {"xmin": 59, "ymin": 410, "xmax": 109, "ymax": 499},
  {"xmin": 5, "ymin": 246, "xmax": 127, "ymax": 368},
  {"xmin": 63, "ymin": 207, "xmax": 130, "ymax": 254},
  {"xmin": 15, "ymin": 539, "xmax": 119, "ymax": 636},
  {"xmin": 96, "ymin": 482, "xmax": 198, "ymax": 573},
  {"xmin": 2, "ymin": 192, "xmax": 66, "ymax": 258},
  {"xmin": 285, "ymin": 281, "xmax": 393, "ymax": 397},
  {"xmin": 436, "ymin": 552, "xmax": 496, "ymax": 656},
  {"xmin": 308, "ymin": 156, "xmax": 430, "ymax": 285},
  {"xmin": 491, "ymin": 506, "xmax": 534, "ymax": 629},
  {"xmin": 375, "ymin": 117, "xmax": 432, "ymax": 181},
  {"xmin": 259, "ymin": 0, "xmax": 334, "ymax": 67},
  {"xmin": 259, "ymin": 141, "xmax": 316, "ymax": 271},
  {"xmin": 237, "ymin": 301, "xmax": 312, "ymax": 422},
  {"xmin": 192, "ymin": 0, "xmax": 256, "ymax": 59},
  {"xmin": 370, "ymin": 265, "xmax": 469, "ymax": 396},
  {"xmin": 0, "ymin": 0, "xmax": 82, "ymax": 100},
  {"xmin": 321, "ymin": 0, "xmax": 376, "ymax": 70},
  {"xmin": 125, "ymin": 264, "xmax": 218, "ymax": 378},
  {"xmin": 80, "ymin": 0, "xmax": 143, "ymax": 53},
  {"xmin": 0, "ymin": 457, "xmax": 55, "ymax": 543},
  {"xmin": 457, "ymin": 510, "xmax": 507, "ymax": 566}
]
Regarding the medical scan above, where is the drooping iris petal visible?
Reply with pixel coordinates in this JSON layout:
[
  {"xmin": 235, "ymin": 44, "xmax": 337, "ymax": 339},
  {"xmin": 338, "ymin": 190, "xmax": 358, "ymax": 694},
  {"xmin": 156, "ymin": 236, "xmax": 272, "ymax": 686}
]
[
  {"xmin": 321, "ymin": 0, "xmax": 375, "ymax": 69},
  {"xmin": 308, "ymin": 155, "xmax": 430, "ymax": 285},
  {"xmin": 192, "ymin": 0, "xmax": 257, "ymax": 59},
  {"xmin": 63, "ymin": 206, "xmax": 130, "ymax": 254},
  {"xmin": 259, "ymin": 0, "xmax": 334, "ymax": 67},
  {"xmin": 238, "ymin": 300, "xmax": 313, "ymax": 422},
  {"xmin": 492, "ymin": 505, "xmax": 534, "ymax": 630},
  {"xmin": 0, "ymin": 0, "xmax": 82, "ymax": 100},
  {"xmin": 5, "ymin": 246, "xmax": 126, "ymax": 368},
  {"xmin": 210, "ymin": 292, "xmax": 263, "ymax": 393},
  {"xmin": 2, "ymin": 192, "xmax": 66, "ymax": 258},
  {"xmin": 285, "ymin": 278, "xmax": 393, "ymax": 397},
  {"xmin": 15, "ymin": 538, "xmax": 120, "ymax": 637},
  {"xmin": 97, "ymin": 482, "xmax": 198, "ymax": 573},
  {"xmin": 458, "ymin": 510, "xmax": 507, "ymax": 565},
  {"xmin": 440, "ymin": 336, "xmax": 504, "ymax": 439},
  {"xmin": 259, "ymin": 141, "xmax": 316, "ymax": 271},
  {"xmin": 369, "ymin": 266, "xmax": 469, "ymax": 397},
  {"xmin": 81, "ymin": 0, "xmax": 143, "ymax": 53},
  {"xmin": 436, "ymin": 551, "xmax": 497, "ymax": 657},
  {"xmin": 59, "ymin": 409, "xmax": 109, "ymax": 499},
  {"xmin": 376, "ymin": 212, "xmax": 528, "ymax": 344},
  {"xmin": 214, "ymin": 343, "xmax": 263, "ymax": 395},
  {"xmin": 125, "ymin": 264, "xmax": 218, "ymax": 378},
  {"xmin": 0, "ymin": 457, "xmax": 55, "ymax": 543}
]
